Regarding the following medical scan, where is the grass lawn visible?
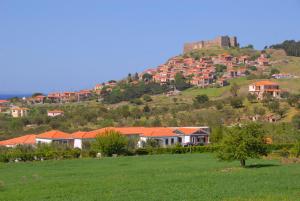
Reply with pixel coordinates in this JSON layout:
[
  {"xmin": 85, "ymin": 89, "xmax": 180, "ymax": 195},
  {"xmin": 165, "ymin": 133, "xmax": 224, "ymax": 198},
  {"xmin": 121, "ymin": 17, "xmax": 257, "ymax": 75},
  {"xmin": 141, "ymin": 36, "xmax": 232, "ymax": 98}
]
[{"xmin": 0, "ymin": 154, "xmax": 300, "ymax": 201}]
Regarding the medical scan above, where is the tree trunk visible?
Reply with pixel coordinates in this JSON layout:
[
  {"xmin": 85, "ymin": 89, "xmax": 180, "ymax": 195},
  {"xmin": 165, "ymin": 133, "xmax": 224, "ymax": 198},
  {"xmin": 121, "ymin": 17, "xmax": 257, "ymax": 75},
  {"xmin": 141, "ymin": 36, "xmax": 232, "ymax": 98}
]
[{"xmin": 240, "ymin": 159, "xmax": 246, "ymax": 167}]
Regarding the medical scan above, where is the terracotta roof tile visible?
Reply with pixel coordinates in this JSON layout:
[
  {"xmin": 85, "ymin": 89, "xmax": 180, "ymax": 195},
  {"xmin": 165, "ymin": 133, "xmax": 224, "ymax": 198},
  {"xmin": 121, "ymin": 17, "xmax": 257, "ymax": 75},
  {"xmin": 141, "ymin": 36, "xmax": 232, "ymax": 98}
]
[
  {"xmin": 36, "ymin": 130, "xmax": 71, "ymax": 139},
  {"xmin": 0, "ymin": 134, "xmax": 36, "ymax": 146}
]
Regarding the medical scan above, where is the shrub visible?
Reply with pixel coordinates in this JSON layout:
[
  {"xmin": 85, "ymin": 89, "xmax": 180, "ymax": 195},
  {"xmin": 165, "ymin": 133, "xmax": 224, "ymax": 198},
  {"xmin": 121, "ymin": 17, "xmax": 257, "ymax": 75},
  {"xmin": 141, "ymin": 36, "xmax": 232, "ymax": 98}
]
[
  {"xmin": 135, "ymin": 148, "xmax": 149, "ymax": 155},
  {"xmin": 92, "ymin": 130, "xmax": 128, "ymax": 156},
  {"xmin": 230, "ymin": 97, "xmax": 244, "ymax": 108},
  {"xmin": 194, "ymin": 94, "xmax": 209, "ymax": 104},
  {"xmin": 142, "ymin": 95, "xmax": 152, "ymax": 102}
]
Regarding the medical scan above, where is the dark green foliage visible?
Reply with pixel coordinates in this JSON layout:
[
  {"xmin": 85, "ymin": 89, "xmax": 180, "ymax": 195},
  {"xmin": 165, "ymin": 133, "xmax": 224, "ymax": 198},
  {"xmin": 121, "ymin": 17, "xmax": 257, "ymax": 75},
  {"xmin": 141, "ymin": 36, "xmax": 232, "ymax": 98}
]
[
  {"xmin": 174, "ymin": 73, "xmax": 190, "ymax": 91},
  {"xmin": 143, "ymin": 105, "xmax": 150, "ymax": 113},
  {"xmin": 210, "ymin": 125, "xmax": 224, "ymax": 144},
  {"xmin": 194, "ymin": 94, "xmax": 209, "ymax": 104},
  {"xmin": 287, "ymin": 94, "xmax": 300, "ymax": 106},
  {"xmin": 270, "ymin": 40, "xmax": 300, "ymax": 57},
  {"xmin": 270, "ymin": 68, "xmax": 280, "ymax": 75},
  {"xmin": 0, "ymin": 144, "xmax": 81, "ymax": 163},
  {"xmin": 103, "ymin": 81, "xmax": 169, "ymax": 104},
  {"xmin": 92, "ymin": 130, "xmax": 128, "ymax": 156},
  {"xmin": 266, "ymin": 100, "xmax": 280, "ymax": 112},
  {"xmin": 292, "ymin": 114, "xmax": 300, "ymax": 130},
  {"xmin": 230, "ymin": 97, "xmax": 244, "ymax": 108},
  {"xmin": 130, "ymin": 98, "xmax": 143, "ymax": 105},
  {"xmin": 249, "ymin": 66, "xmax": 257, "ymax": 71},
  {"xmin": 142, "ymin": 73, "xmax": 153, "ymax": 81},
  {"xmin": 229, "ymin": 83, "xmax": 240, "ymax": 97},
  {"xmin": 247, "ymin": 93, "xmax": 257, "ymax": 103},
  {"xmin": 142, "ymin": 94, "xmax": 152, "ymax": 102},
  {"xmin": 217, "ymin": 123, "xmax": 267, "ymax": 167}
]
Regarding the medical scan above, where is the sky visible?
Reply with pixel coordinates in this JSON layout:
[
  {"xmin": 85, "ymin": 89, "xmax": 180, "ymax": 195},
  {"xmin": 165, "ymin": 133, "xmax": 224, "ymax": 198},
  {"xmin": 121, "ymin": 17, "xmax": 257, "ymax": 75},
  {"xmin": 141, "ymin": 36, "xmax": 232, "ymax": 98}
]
[{"xmin": 0, "ymin": 0, "xmax": 300, "ymax": 94}]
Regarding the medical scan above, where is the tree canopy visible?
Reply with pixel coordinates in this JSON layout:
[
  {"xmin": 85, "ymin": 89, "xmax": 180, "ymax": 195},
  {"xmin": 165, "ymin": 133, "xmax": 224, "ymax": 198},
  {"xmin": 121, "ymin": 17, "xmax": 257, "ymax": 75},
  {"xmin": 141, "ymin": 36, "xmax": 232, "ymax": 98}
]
[{"xmin": 217, "ymin": 123, "xmax": 267, "ymax": 167}]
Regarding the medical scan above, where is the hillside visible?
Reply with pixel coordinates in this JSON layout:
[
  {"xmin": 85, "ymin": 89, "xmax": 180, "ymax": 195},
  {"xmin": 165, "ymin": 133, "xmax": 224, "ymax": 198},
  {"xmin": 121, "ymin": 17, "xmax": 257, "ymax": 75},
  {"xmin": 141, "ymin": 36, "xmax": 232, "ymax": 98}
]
[{"xmin": 1, "ymin": 47, "xmax": 300, "ymax": 143}]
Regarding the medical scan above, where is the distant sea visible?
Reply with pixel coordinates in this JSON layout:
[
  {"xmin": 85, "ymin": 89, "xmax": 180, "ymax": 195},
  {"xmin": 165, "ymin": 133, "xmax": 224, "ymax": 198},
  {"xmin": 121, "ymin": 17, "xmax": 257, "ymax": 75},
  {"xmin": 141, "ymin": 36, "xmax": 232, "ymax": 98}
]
[{"xmin": 0, "ymin": 94, "xmax": 31, "ymax": 100}]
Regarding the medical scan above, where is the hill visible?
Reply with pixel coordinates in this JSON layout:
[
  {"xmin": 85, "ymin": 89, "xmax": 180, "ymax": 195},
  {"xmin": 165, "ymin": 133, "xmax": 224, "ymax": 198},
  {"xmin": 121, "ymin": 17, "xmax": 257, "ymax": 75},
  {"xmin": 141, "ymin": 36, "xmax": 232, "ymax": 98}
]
[{"xmin": 1, "ymin": 47, "xmax": 300, "ymax": 143}]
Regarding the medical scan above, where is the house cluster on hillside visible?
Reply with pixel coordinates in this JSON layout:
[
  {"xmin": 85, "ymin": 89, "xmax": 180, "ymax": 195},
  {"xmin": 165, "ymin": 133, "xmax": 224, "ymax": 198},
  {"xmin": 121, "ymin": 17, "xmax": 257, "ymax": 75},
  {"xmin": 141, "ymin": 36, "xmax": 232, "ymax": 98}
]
[
  {"xmin": 26, "ymin": 90, "xmax": 93, "ymax": 104},
  {"xmin": 139, "ymin": 53, "xmax": 269, "ymax": 88},
  {"xmin": 0, "ymin": 100, "xmax": 30, "ymax": 118},
  {"xmin": 0, "ymin": 127, "xmax": 210, "ymax": 148}
]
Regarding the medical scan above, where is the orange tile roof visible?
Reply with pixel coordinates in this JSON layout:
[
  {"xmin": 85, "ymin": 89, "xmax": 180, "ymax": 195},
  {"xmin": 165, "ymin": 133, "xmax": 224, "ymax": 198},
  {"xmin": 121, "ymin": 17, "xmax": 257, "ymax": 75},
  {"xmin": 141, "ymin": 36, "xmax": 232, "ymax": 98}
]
[
  {"xmin": 36, "ymin": 130, "xmax": 72, "ymax": 139},
  {"xmin": 74, "ymin": 127, "xmax": 178, "ymax": 138},
  {"xmin": 0, "ymin": 134, "xmax": 36, "ymax": 146},
  {"xmin": 0, "ymin": 100, "xmax": 9, "ymax": 104},
  {"xmin": 177, "ymin": 127, "xmax": 200, "ymax": 135},
  {"xmin": 253, "ymin": 80, "xmax": 278, "ymax": 86},
  {"xmin": 71, "ymin": 131, "xmax": 91, "ymax": 139}
]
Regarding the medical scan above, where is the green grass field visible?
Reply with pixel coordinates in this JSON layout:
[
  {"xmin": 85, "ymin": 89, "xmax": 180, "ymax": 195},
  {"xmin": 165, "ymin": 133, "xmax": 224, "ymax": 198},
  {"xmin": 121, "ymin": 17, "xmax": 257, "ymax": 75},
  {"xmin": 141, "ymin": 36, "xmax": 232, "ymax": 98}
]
[{"xmin": 0, "ymin": 154, "xmax": 300, "ymax": 201}]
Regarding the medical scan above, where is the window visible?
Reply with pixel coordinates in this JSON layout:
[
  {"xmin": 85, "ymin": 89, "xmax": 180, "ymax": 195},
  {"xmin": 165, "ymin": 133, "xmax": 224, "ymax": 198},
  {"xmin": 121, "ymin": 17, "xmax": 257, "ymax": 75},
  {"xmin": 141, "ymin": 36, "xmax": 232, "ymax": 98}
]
[
  {"xmin": 171, "ymin": 138, "xmax": 174, "ymax": 144},
  {"xmin": 165, "ymin": 139, "xmax": 169, "ymax": 145},
  {"xmin": 178, "ymin": 137, "xmax": 182, "ymax": 143}
]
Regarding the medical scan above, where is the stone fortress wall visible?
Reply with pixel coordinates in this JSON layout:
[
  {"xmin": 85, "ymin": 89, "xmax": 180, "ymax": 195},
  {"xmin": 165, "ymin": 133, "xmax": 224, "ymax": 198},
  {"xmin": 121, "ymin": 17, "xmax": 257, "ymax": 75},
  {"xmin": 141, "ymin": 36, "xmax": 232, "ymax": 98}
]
[{"xmin": 183, "ymin": 36, "xmax": 238, "ymax": 53}]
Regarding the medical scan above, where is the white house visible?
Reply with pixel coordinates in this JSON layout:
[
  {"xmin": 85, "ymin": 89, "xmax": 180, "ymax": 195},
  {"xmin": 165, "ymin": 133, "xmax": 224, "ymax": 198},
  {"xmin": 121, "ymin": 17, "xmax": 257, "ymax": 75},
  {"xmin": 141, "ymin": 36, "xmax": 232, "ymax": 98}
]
[
  {"xmin": 71, "ymin": 127, "xmax": 210, "ymax": 149},
  {"xmin": 11, "ymin": 107, "xmax": 29, "ymax": 118},
  {"xmin": 249, "ymin": 80, "xmax": 281, "ymax": 100},
  {"xmin": 35, "ymin": 130, "xmax": 73, "ymax": 145},
  {"xmin": 47, "ymin": 110, "xmax": 64, "ymax": 117}
]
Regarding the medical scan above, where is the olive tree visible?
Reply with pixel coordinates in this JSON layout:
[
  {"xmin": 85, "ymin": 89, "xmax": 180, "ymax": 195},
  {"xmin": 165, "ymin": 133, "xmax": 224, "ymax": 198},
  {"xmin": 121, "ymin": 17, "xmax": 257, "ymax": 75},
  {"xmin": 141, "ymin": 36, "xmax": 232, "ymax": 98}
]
[{"xmin": 217, "ymin": 123, "xmax": 267, "ymax": 167}]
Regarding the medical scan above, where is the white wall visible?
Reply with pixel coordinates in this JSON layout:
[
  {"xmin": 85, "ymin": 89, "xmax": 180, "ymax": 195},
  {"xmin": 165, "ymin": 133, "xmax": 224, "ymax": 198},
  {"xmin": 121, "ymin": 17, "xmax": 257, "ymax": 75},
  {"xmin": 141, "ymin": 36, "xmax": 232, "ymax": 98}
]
[
  {"xmin": 36, "ymin": 138, "xmax": 52, "ymax": 144},
  {"xmin": 74, "ymin": 139, "xmax": 82, "ymax": 149}
]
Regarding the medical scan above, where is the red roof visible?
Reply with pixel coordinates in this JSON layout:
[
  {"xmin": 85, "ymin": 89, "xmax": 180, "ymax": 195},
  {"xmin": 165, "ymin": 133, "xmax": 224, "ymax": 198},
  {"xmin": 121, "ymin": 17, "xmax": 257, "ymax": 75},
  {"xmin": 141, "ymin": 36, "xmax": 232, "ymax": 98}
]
[
  {"xmin": 177, "ymin": 127, "xmax": 200, "ymax": 135},
  {"xmin": 253, "ymin": 80, "xmax": 278, "ymax": 86},
  {"xmin": 0, "ymin": 100, "xmax": 9, "ymax": 104},
  {"xmin": 36, "ymin": 130, "xmax": 71, "ymax": 139},
  {"xmin": 0, "ymin": 134, "xmax": 36, "ymax": 146}
]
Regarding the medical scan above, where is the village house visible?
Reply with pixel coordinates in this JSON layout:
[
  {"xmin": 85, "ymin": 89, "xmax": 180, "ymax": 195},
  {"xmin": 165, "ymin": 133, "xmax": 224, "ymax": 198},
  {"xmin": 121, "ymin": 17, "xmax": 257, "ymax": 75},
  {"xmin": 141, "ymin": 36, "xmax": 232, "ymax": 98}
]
[
  {"xmin": 35, "ymin": 130, "xmax": 73, "ymax": 145},
  {"xmin": 248, "ymin": 80, "xmax": 281, "ymax": 100},
  {"xmin": 272, "ymin": 73, "xmax": 293, "ymax": 79},
  {"xmin": 0, "ymin": 100, "xmax": 10, "ymax": 113},
  {"xmin": 11, "ymin": 107, "xmax": 29, "ymax": 118},
  {"xmin": 71, "ymin": 127, "xmax": 210, "ymax": 149},
  {"xmin": 47, "ymin": 110, "xmax": 64, "ymax": 117},
  {"xmin": 0, "ymin": 127, "xmax": 210, "ymax": 149},
  {"xmin": 257, "ymin": 54, "xmax": 269, "ymax": 66},
  {"xmin": 0, "ymin": 134, "xmax": 36, "ymax": 148}
]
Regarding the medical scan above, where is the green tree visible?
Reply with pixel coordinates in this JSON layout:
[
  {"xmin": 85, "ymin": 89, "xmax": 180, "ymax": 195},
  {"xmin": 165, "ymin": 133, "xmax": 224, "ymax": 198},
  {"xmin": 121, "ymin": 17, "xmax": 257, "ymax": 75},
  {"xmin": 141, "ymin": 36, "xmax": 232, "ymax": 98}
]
[
  {"xmin": 247, "ymin": 93, "xmax": 257, "ymax": 103},
  {"xmin": 270, "ymin": 68, "xmax": 280, "ymax": 75},
  {"xmin": 292, "ymin": 114, "xmax": 300, "ymax": 130},
  {"xmin": 230, "ymin": 97, "xmax": 244, "ymax": 108},
  {"xmin": 142, "ymin": 73, "xmax": 153, "ymax": 81},
  {"xmin": 217, "ymin": 123, "xmax": 267, "ymax": 167},
  {"xmin": 143, "ymin": 105, "xmax": 151, "ymax": 113},
  {"xmin": 230, "ymin": 83, "xmax": 240, "ymax": 97},
  {"xmin": 174, "ymin": 73, "xmax": 190, "ymax": 91},
  {"xmin": 194, "ymin": 94, "xmax": 209, "ymax": 104},
  {"xmin": 142, "ymin": 94, "xmax": 152, "ymax": 102},
  {"xmin": 92, "ymin": 130, "xmax": 128, "ymax": 156},
  {"xmin": 210, "ymin": 125, "xmax": 224, "ymax": 144},
  {"xmin": 127, "ymin": 73, "xmax": 132, "ymax": 83}
]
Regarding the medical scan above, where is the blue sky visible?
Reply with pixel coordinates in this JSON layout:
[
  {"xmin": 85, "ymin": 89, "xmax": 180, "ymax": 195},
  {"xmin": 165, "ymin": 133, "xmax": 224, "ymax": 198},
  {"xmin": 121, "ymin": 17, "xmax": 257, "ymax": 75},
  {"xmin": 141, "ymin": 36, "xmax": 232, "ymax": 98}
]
[{"xmin": 0, "ymin": 0, "xmax": 299, "ymax": 94}]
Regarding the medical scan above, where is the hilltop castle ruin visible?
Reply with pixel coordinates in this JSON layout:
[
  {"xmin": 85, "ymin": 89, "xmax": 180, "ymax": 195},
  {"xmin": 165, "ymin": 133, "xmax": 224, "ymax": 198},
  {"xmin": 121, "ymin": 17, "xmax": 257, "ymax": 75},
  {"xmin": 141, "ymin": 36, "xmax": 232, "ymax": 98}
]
[{"xmin": 183, "ymin": 36, "xmax": 238, "ymax": 53}]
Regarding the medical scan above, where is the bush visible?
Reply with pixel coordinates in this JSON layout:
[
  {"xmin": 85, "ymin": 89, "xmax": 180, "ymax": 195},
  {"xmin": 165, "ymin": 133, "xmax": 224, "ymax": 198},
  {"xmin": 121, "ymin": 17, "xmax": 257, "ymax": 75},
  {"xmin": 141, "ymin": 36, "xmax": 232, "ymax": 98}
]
[
  {"xmin": 92, "ymin": 130, "xmax": 128, "ymax": 156},
  {"xmin": 142, "ymin": 95, "xmax": 152, "ymax": 102},
  {"xmin": 230, "ymin": 97, "xmax": 244, "ymax": 108},
  {"xmin": 135, "ymin": 148, "xmax": 149, "ymax": 155}
]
